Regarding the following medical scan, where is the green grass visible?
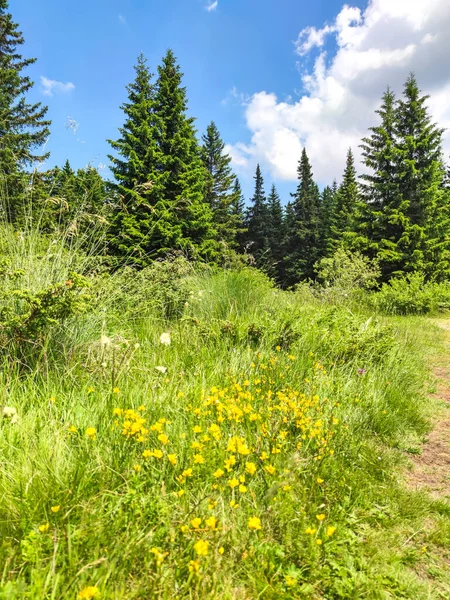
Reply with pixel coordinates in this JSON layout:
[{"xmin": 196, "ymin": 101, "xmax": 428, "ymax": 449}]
[{"xmin": 1, "ymin": 228, "xmax": 450, "ymax": 599}]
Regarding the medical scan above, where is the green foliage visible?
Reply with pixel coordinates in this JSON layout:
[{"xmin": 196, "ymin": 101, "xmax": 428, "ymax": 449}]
[
  {"xmin": 244, "ymin": 164, "xmax": 271, "ymax": 267},
  {"xmin": 359, "ymin": 78, "xmax": 450, "ymax": 281},
  {"xmin": 0, "ymin": 0, "xmax": 51, "ymax": 221},
  {"xmin": 0, "ymin": 265, "xmax": 91, "ymax": 364},
  {"xmin": 201, "ymin": 122, "xmax": 240, "ymax": 248},
  {"xmin": 375, "ymin": 272, "xmax": 450, "ymax": 315},
  {"xmin": 316, "ymin": 247, "xmax": 380, "ymax": 299},
  {"xmin": 284, "ymin": 148, "xmax": 321, "ymax": 285}
]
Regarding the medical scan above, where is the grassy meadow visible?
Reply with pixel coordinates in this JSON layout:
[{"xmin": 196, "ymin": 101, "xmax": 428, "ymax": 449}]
[{"xmin": 1, "ymin": 226, "xmax": 450, "ymax": 599}]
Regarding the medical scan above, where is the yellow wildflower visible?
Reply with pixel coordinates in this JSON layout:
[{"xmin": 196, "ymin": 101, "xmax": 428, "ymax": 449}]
[
  {"xmin": 133, "ymin": 465, "xmax": 141, "ymax": 472},
  {"xmin": 205, "ymin": 516, "xmax": 217, "ymax": 530},
  {"xmin": 194, "ymin": 540, "xmax": 209, "ymax": 556},
  {"xmin": 38, "ymin": 522, "xmax": 49, "ymax": 533},
  {"xmin": 265, "ymin": 465, "xmax": 276, "ymax": 475},
  {"xmin": 228, "ymin": 478, "xmax": 239, "ymax": 489},
  {"xmin": 85, "ymin": 427, "xmax": 96, "ymax": 440},
  {"xmin": 182, "ymin": 468, "xmax": 193, "ymax": 478},
  {"xmin": 158, "ymin": 433, "xmax": 169, "ymax": 445},
  {"xmin": 193, "ymin": 454, "xmax": 205, "ymax": 464},
  {"xmin": 188, "ymin": 560, "xmax": 200, "ymax": 574},
  {"xmin": 167, "ymin": 454, "xmax": 177, "ymax": 465},
  {"xmin": 78, "ymin": 586, "xmax": 101, "ymax": 599},
  {"xmin": 113, "ymin": 387, "xmax": 120, "ymax": 394},
  {"xmin": 190, "ymin": 518, "xmax": 202, "ymax": 529},
  {"xmin": 213, "ymin": 468, "xmax": 224, "ymax": 478},
  {"xmin": 248, "ymin": 516, "xmax": 262, "ymax": 530},
  {"xmin": 153, "ymin": 449, "xmax": 163, "ymax": 459},
  {"xmin": 218, "ymin": 546, "xmax": 225, "ymax": 555},
  {"xmin": 51, "ymin": 505, "xmax": 60, "ymax": 513},
  {"xmin": 316, "ymin": 514, "xmax": 326, "ymax": 522},
  {"xmin": 245, "ymin": 462, "xmax": 257, "ymax": 475},
  {"xmin": 326, "ymin": 526, "xmax": 336, "ymax": 537}
]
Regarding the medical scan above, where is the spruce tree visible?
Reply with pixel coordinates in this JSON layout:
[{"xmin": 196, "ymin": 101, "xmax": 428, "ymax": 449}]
[
  {"xmin": 283, "ymin": 148, "xmax": 321, "ymax": 285},
  {"xmin": 230, "ymin": 177, "xmax": 247, "ymax": 250},
  {"xmin": 107, "ymin": 54, "xmax": 167, "ymax": 263},
  {"xmin": 153, "ymin": 50, "xmax": 217, "ymax": 260},
  {"xmin": 201, "ymin": 121, "xmax": 239, "ymax": 247},
  {"xmin": 319, "ymin": 183, "xmax": 337, "ymax": 256},
  {"xmin": 359, "ymin": 88, "xmax": 406, "ymax": 277},
  {"xmin": 0, "ymin": 0, "xmax": 51, "ymax": 221},
  {"xmin": 330, "ymin": 149, "xmax": 360, "ymax": 250},
  {"xmin": 360, "ymin": 77, "xmax": 450, "ymax": 279},
  {"xmin": 396, "ymin": 74, "xmax": 449, "ymax": 278},
  {"xmin": 266, "ymin": 183, "xmax": 285, "ymax": 281},
  {"xmin": 244, "ymin": 164, "xmax": 270, "ymax": 265}
]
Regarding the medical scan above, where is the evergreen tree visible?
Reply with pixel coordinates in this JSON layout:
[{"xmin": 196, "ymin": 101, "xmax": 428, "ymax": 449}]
[
  {"xmin": 360, "ymin": 77, "xmax": 450, "ymax": 279},
  {"xmin": 359, "ymin": 87, "xmax": 406, "ymax": 277},
  {"xmin": 0, "ymin": 0, "xmax": 51, "ymax": 221},
  {"xmin": 319, "ymin": 183, "xmax": 337, "ymax": 256},
  {"xmin": 201, "ymin": 121, "xmax": 239, "ymax": 247},
  {"xmin": 330, "ymin": 149, "xmax": 360, "ymax": 250},
  {"xmin": 266, "ymin": 183, "xmax": 285, "ymax": 281},
  {"xmin": 153, "ymin": 50, "xmax": 217, "ymax": 259},
  {"xmin": 396, "ymin": 74, "xmax": 449, "ymax": 278},
  {"xmin": 283, "ymin": 149, "xmax": 321, "ymax": 285},
  {"xmin": 244, "ymin": 165, "xmax": 270, "ymax": 265},
  {"xmin": 107, "ymin": 54, "xmax": 167, "ymax": 263},
  {"xmin": 230, "ymin": 177, "xmax": 247, "ymax": 250}
]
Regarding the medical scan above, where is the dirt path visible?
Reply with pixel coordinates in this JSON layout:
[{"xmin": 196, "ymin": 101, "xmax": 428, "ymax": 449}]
[{"xmin": 407, "ymin": 319, "xmax": 450, "ymax": 499}]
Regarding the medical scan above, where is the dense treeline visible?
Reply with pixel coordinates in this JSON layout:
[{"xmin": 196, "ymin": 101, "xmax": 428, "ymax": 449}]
[{"xmin": 1, "ymin": 0, "xmax": 450, "ymax": 286}]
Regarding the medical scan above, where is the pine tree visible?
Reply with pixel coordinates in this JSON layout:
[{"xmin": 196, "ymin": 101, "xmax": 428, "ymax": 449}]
[
  {"xmin": 319, "ymin": 183, "xmax": 337, "ymax": 256},
  {"xmin": 330, "ymin": 149, "xmax": 360, "ymax": 250},
  {"xmin": 230, "ymin": 177, "xmax": 247, "ymax": 250},
  {"xmin": 359, "ymin": 87, "xmax": 406, "ymax": 277},
  {"xmin": 0, "ymin": 0, "xmax": 51, "ymax": 221},
  {"xmin": 283, "ymin": 148, "xmax": 321, "ymax": 285},
  {"xmin": 201, "ymin": 121, "xmax": 239, "ymax": 247},
  {"xmin": 107, "ymin": 54, "xmax": 167, "ymax": 263},
  {"xmin": 266, "ymin": 183, "xmax": 285, "ymax": 281},
  {"xmin": 396, "ymin": 74, "xmax": 449, "ymax": 278},
  {"xmin": 244, "ymin": 164, "xmax": 270, "ymax": 266},
  {"xmin": 360, "ymin": 77, "xmax": 450, "ymax": 279},
  {"xmin": 153, "ymin": 50, "xmax": 217, "ymax": 260}
]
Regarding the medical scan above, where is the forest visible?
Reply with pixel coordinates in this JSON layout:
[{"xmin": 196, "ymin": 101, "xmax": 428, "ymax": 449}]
[{"xmin": 2, "ymin": 1, "xmax": 450, "ymax": 599}]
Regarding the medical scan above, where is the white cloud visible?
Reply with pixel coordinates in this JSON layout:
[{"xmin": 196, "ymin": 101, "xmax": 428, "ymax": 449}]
[
  {"xmin": 40, "ymin": 76, "xmax": 75, "ymax": 97},
  {"xmin": 228, "ymin": 0, "xmax": 450, "ymax": 185},
  {"xmin": 205, "ymin": 1, "xmax": 218, "ymax": 12},
  {"xmin": 118, "ymin": 14, "xmax": 127, "ymax": 25}
]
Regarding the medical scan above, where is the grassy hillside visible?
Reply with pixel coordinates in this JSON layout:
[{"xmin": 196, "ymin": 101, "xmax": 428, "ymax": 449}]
[{"xmin": 1, "ymin": 228, "xmax": 450, "ymax": 599}]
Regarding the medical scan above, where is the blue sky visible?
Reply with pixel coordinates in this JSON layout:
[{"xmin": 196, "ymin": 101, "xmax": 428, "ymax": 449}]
[{"xmin": 10, "ymin": 0, "xmax": 450, "ymax": 202}]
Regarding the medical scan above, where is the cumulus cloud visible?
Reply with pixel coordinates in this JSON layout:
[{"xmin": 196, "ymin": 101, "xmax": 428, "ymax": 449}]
[
  {"xmin": 40, "ymin": 76, "xmax": 75, "ymax": 97},
  {"xmin": 205, "ymin": 1, "xmax": 218, "ymax": 12},
  {"xmin": 227, "ymin": 0, "xmax": 450, "ymax": 184}
]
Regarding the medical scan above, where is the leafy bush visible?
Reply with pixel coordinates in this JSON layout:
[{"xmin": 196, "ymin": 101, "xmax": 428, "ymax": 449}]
[
  {"xmin": 315, "ymin": 248, "xmax": 380, "ymax": 300},
  {"xmin": 375, "ymin": 272, "xmax": 450, "ymax": 315},
  {"xmin": 0, "ymin": 266, "xmax": 91, "ymax": 364}
]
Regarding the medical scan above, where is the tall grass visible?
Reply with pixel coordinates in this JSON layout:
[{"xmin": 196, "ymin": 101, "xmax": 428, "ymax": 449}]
[{"xmin": 1, "ymin": 212, "xmax": 450, "ymax": 599}]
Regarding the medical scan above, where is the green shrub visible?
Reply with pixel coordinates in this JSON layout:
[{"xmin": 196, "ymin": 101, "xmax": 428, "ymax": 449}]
[{"xmin": 374, "ymin": 273, "xmax": 450, "ymax": 315}]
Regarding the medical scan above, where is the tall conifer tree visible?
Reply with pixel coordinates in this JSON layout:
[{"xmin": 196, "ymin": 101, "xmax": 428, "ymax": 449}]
[
  {"xmin": 154, "ymin": 50, "xmax": 216, "ymax": 259},
  {"xmin": 0, "ymin": 0, "xmax": 51, "ymax": 221},
  {"xmin": 107, "ymin": 54, "xmax": 167, "ymax": 263},
  {"xmin": 284, "ymin": 149, "xmax": 321, "ymax": 284},
  {"xmin": 330, "ymin": 149, "xmax": 360, "ymax": 250},
  {"xmin": 201, "ymin": 121, "xmax": 239, "ymax": 247},
  {"xmin": 245, "ymin": 165, "xmax": 270, "ymax": 265}
]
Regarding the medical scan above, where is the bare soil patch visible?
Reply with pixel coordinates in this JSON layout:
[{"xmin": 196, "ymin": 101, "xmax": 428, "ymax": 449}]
[{"xmin": 407, "ymin": 321, "xmax": 450, "ymax": 499}]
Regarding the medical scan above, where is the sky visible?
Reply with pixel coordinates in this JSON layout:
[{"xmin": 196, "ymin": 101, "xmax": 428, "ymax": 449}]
[{"xmin": 10, "ymin": 0, "xmax": 450, "ymax": 202}]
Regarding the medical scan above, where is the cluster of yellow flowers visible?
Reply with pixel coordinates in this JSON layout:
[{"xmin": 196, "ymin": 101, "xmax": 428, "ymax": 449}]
[
  {"xmin": 113, "ymin": 406, "xmax": 149, "ymax": 442},
  {"xmin": 108, "ymin": 351, "xmax": 339, "ymax": 572}
]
